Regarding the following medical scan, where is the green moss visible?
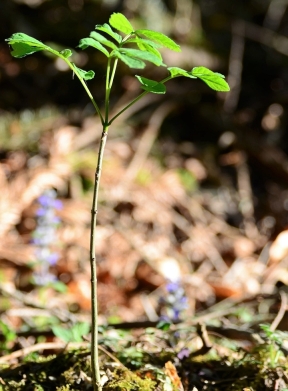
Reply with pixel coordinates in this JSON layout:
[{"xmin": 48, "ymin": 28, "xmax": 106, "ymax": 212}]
[
  {"xmin": 0, "ymin": 349, "xmax": 91, "ymax": 391},
  {"xmin": 104, "ymin": 368, "xmax": 156, "ymax": 391},
  {"xmin": 1, "ymin": 336, "xmax": 288, "ymax": 391}
]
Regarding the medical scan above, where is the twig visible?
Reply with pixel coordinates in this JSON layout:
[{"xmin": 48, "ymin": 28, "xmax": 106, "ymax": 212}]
[
  {"xmin": 0, "ymin": 285, "xmax": 77, "ymax": 323},
  {"xmin": 140, "ymin": 293, "xmax": 159, "ymax": 322},
  {"xmin": 0, "ymin": 341, "xmax": 124, "ymax": 367},
  {"xmin": 263, "ymin": 0, "xmax": 288, "ymax": 30},
  {"xmin": 224, "ymin": 20, "xmax": 245, "ymax": 113},
  {"xmin": 97, "ymin": 345, "xmax": 126, "ymax": 368},
  {"xmin": 74, "ymin": 94, "xmax": 161, "ymax": 150},
  {"xmin": 124, "ymin": 102, "xmax": 177, "ymax": 182},
  {"xmin": 0, "ymin": 342, "xmax": 89, "ymax": 364},
  {"xmin": 196, "ymin": 323, "xmax": 213, "ymax": 354},
  {"xmin": 241, "ymin": 20, "xmax": 288, "ymax": 57},
  {"xmin": 236, "ymin": 152, "xmax": 259, "ymax": 238},
  {"xmin": 270, "ymin": 290, "xmax": 288, "ymax": 332}
]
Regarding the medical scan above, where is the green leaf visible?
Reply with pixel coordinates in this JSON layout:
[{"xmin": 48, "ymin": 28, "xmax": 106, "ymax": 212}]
[
  {"xmin": 52, "ymin": 322, "xmax": 90, "ymax": 343},
  {"xmin": 95, "ymin": 23, "xmax": 122, "ymax": 43},
  {"xmin": 7, "ymin": 42, "xmax": 43, "ymax": 58},
  {"xmin": 114, "ymin": 52, "xmax": 146, "ymax": 69},
  {"xmin": 78, "ymin": 37, "xmax": 109, "ymax": 57},
  {"xmin": 157, "ymin": 320, "xmax": 172, "ymax": 331},
  {"xmin": 135, "ymin": 75, "xmax": 166, "ymax": 94},
  {"xmin": 135, "ymin": 29, "xmax": 181, "ymax": 52},
  {"xmin": 73, "ymin": 64, "xmax": 95, "ymax": 80},
  {"xmin": 214, "ymin": 72, "xmax": 225, "ymax": 78},
  {"xmin": 126, "ymin": 38, "xmax": 162, "ymax": 49},
  {"xmin": 118, "ymin": 48, "xmax": 163, "ymax": 66},
  {"xmin": 60, "ymin": 49, "xmax": 73, "ymax": 58},
  {"xmin": 6, "ymin": 33, "xmax": 48, "ymax": 58},
  {"xmin": 49, "ymin": 280, "xmax": 67, "ymax": 293},
  {"xmin": 90, "ymin": 31, "xmax": 117, "ymax": 50},
  {"xmin": 109, "ymin": 12, "xmax": 134, "ymax": 35},
  {"xmin": 136, "ymin": 41, "xmax": 163, "ymax": 62},
  {"xmin": 52, "ymin": 325, "xmax": 73, "ymax": 343},
  {"xmin": 71, "ymin": 322, "xmax": 90, "ymax": 342},
  {"xmin": 191, "ymin": 66, "xmax": 230, "ymax": 91},
  {"xmin": 0, "ymin": 320, "xmax": 16, "ymax": 343},
  {"xmin": 124, "ymin": 37, "xmax": 163, "ymax": 62},
  {"xmin": 6, "ymin": 32, "xmax": 46, "ymax": 46},
  {"xmin": 168, "ymin": 66, "xmax": 197, "ymax": 78}
]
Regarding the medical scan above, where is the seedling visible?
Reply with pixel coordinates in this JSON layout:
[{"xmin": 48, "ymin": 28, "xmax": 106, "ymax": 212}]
[{"xmin": 6, "ymin": 12, "xmax": 229, "ymax": 391}]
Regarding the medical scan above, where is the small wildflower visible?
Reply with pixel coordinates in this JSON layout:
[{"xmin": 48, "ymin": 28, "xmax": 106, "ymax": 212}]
[
  {"xmin": 177, "ymin": 348, "xmax": 190, "ymax": 360},
  {"xmin": 160, "ymin": 279, "xmax": 188, "ymax": 322},
  {"xmin": 32, "ymin": 189, "xmax": 62, "ymax": 286}
]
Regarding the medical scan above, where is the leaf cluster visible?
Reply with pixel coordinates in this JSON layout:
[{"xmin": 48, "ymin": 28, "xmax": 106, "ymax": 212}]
[
  {"xmin": 5, "ymin": 32, "xmax": 95, "ymax": 81},
  {"xmin": 52, "ymin": 322, "xmax": 90, "ymax": 343},
  {"xmin": 6, "ymin": 12, "xmax": 230, "ymax": 92}
]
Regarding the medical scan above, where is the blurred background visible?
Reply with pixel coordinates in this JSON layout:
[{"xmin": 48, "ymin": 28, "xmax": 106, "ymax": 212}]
[{"xmin": 1, "ymin": 0, "xmax": 288, "ymax": 329}]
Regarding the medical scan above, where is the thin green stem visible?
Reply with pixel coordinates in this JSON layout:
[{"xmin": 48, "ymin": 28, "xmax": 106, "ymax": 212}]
[
  {"xmin": 90, "ymin": 124, "xmax": 109, "ymax": 391},
  {"xmin": 47, "ymin": 48, "xmax": 104, "ymax": 125},
  {"xmin": 109, "ymin": 58, "xmax": 118, "ymax": 90},
  {"xmin": 108, "ymin": 90, "xmax": 148, "ymax": 125},
  {"xmin": 104, "ymin": 57, "xmax": 112, "ymax": 124},
  {"xmin": 71, "ymin": 64, "xmax": 104, "ymax": 125},
  {"xmin": 108, "ymin": 75, "xmax": 173, "ymax": 125}
]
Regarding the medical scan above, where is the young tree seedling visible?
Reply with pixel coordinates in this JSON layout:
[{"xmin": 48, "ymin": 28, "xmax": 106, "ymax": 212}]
[{"xmin": 6, "ymin": 12, "xmax": 230, "ymax": 391}]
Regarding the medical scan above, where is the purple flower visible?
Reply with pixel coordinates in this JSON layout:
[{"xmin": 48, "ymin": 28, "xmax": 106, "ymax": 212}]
[
  {"xmin": 54, "ymin": 199, "xmax": 63, "ymax": 210},
  {"xmin": 32, "ymin": 189, "xmax": 61, "ymax": 286},
  {"xmin": 166, "ymin": 281, "xmax": 181, "ymax": 293},
  {"xmin": 46, "ymin": 252, "xmax": 59, "ymax": 265},
  {"xmin": 159, "ymin": 279, "xmax": 188, "ymax": 321},
  {"xmin": 177, "ymin": 348, "xmax": 190, "ymax": 360},
  {"xmin": 33, "ymin": 273, "xmax": 57, "ymax": 286}
]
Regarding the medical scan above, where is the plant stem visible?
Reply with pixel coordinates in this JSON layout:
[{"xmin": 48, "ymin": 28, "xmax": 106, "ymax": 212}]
[
  {"xmin": 108, "ymin": 58, "xmax": 118, "ymax": 89},
  {"xmin": 108, "ymin": 90, "xmax": 148, "ymax": 125},
  {"xmin": 48, "ymin": 48, "xmax": 104, "ymax": 125},
  {"xmin": 90, "ymin": 124, "xmax": 109, "ymax": 391},
  {"xmin": 50, "ymin": 49, "xmax": 173, "ymax": 391},
  {"xmin": 105, "ymin": 58, "xmax": 112, "ymax": 123},
  {"xmin": 108, "ymin": 75, "xmax": 173, "ymax": 125}
]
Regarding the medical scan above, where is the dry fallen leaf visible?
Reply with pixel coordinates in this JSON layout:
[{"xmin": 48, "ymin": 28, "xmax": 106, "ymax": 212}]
[{"xmin": 164, "ymin": 361, "xmax": 184, "ymax": 391}]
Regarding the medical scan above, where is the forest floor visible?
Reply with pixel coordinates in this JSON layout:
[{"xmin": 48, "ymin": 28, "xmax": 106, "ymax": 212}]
[{"xmin": 0, "ymin": 106, "xmax": 288, "ymax": 390}]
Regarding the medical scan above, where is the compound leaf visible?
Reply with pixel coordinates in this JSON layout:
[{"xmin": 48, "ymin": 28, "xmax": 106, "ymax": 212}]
[
  {"xmin": 191, "ymin": 66, "xmax": 230, "ymax": 91},
  {"xmin": 90, "ymin": 31, "xmax": 117, "ymax": 50},
  {"xmin": 73, "ymin": 64, "xmax": 95, "ymax": 80},
  {"xmin": 136, "ymin": 75, "xmax": 166, "ymax": 94},
  {"xmin": 109, "ymin": 12, "xmax": 134, "ymax": 35},
  {"xmin": 114, "ymin": 52, "xmax": 145, "ymax": 69},
  {"xmin": 78, "ymin": 37, "xmax": 109, "ymax": 57},
  {"xmin": 135, "ymin": 29, "xmax": 181, "ymax": 52},
  {"xmin": 95, "ymin": 23, "xmax": 122, "ymax": 43},
  {"xmin": 168, "ymin": 67, "xmax": 196, "ymax": 78},
  {"xmin": 118, "ymin": 48, "xmax": 163, "ymax": 66}
]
